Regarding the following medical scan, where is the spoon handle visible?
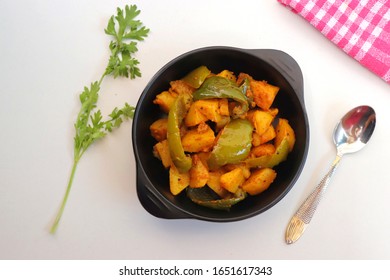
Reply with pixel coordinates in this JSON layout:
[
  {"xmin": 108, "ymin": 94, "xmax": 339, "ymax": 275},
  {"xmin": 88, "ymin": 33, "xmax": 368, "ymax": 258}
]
[{"xmin": 285, "ymin": 154, "xmax": 342, "ymax": 244}]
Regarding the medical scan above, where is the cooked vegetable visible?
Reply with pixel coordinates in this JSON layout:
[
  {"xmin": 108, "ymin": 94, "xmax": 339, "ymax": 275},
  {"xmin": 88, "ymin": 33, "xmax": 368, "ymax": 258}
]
[
  {"xmin": 207, "ymin": 170, "xmax": 228, "ymax": 198},
  {"xmin": 184, "ymin": 98, "xmax": 230, "ymax": 128},
  {"xmin": 167, "ymin": 94, "xmax": 193, "ymax": 173},
  {"xmin": 151, "ymin": 66, "xmax": 296, "ymax": 210},
  {"xmin": 250, "ymin": 80, "xmax": 279, "ymax": 110},
  {"xmin": 150, "ymin": 118, "xmax": 168, "ymax": 142},
  {"xmin": 184, "ymin": 101, "xmax": 209, "ymax": 127},
  {"xmin": 170, "ymin": 165, "xmax": 190, "ymax": 195},
  {"xmin": 50, "ymin": 5, "xmax": 149, "ymax": 234},
  {"xmin": 246, "ymin": 118, "xmax": 295, "ymax": 168},
  {"xmin": 224, "ymin": 163, "xmax": 251, "ymax": 179},
  {"xmin": 170, "ymin": 80, "xmax": 196, "ymax": 96},
  {"xmin": 274, "ymin": 118, "xmax": 296, "ymax": 152},
  {"xmin": 250, "ymin": 143, "xmax": 276, "ymax": 157},
  {"xmin": 217, "ymin": 69, "xmax": 237, "ymax": 82},
  {"xmin": 181, "ymin": 123, "xmax": 215, "ymax": 153},
  {"xmin": 252, "ymin": 125, "xmax": 276, "ymax": 146},
  {"xmin": 247, "ymin": 110, "xmax": 274, "ymax": 136},
  {"xmin": 242, "ymin": 168, "xmax": 277, "ymax": 195},
  {"xmin": 189, "ymin": 154, "xmax": 209, "ymax": 188},
  {"xmin": 193, "ymin": 76, "xmax": 249, "ymax": 118},
  {"xmin": 192, "ymin": 99, "xmax": 223, "ymax": 123},
  {"xmin": 246, "ymin": 138, "xmax": 290, "ymax": 168},
  {"xmin": 208, "ymin": 119, "xmax": 253, "ymax": 170},
  {"xmin": 153, "ymin": 140, "xmax": 172, "ymax": 168},
  {"xmin": 153, "ymin": 91, "xmax": 176, "ymax": 113},
  {"xmin": 186, "ymin": 187, "xmax": 246, "ymax": 210},
  {"xmin": 182, "ymin": 66, "xmax": 211, "ymax": 88},
  {"xmin": 220, "ymin": 168, "xmax": 245, "ymax": 193}
]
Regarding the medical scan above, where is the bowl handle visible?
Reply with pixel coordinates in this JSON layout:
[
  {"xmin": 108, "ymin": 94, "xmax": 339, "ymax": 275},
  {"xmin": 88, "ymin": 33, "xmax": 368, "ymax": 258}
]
[
  {"xmin": 136, "ymin": 167, "xmax": 192, "ymax": 219},
  {"xmin": 248, "ymin": 49, "xmax": 305, "ymax": 107}
]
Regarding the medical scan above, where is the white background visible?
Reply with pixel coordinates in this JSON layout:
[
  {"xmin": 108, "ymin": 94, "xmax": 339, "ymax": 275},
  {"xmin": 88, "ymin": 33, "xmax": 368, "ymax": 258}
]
[{"xmin": 1, "ymin": 0, "xmax": 389, "ymax": 260}]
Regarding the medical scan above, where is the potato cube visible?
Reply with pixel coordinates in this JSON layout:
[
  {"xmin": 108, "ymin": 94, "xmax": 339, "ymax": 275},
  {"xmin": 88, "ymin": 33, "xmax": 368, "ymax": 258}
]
[
  {"xmin": 196, "ymin": 152, "xmax": 210, "ymax": 170},
  {"xmin": 153, "ymin": 140, "xmax": 172, "ymax": 168},
  {"xmin": 194, "ymin": 99, "xmax": 222, "ymax": 123},
  {"xmin": 153, "ymin": 91, "xmax": 176, "ymax": 113},
  {"xmin": 220, "ymin": 168, "xmax": 245, "ymax": 193},
  {"xmin": 242, "ymin": 168, "xmax": 277, "ymax": 195},
  {"xmin": 207, "ymin": 170, "xmax": 229, "ymax": 198},
  {"xmin": 184, "ymin": 102, "xmax": 208, "ymax": 127},
  {"xmin": 236, "ymin": 72, "xmax": 253, "ymax": 85},
  {"xmin": 218, "ymin": 98, "xmax": 230, "ymax": 116},
  {"xmin": 252, "ymin": 125, "xmax": 276, "ymax": 146},
  {"xmin": 251, "ymin": 132, "xmax": 261, "ymax": 146},
  {"xmin": 217, "ymin": 70, "xmax": 237, "ymax": 82},
  {"xmin": 258, "ymin": 125, "xmax": 276, "ymax": 144},
  {"xmin": 274, "ymin": 118, "xmax": 295, "ymax": 152},
  {"xmin": 267, "ymin": 107, "xmax": 279, "ymax": 117},
  {"xmin": 181, "ymin": 123, "xmax": 215, "ymax": 153},
  {"xmin": 189, "ymin": 154, "xmax": 209, "ymax": 188},
  {"xmin": 150, "ymin": 118, "xmax": 168, "ymax": 142},
  {"xmin": 169, "ymin": 165, "xmax": 190, "ymax": 195},
  {"xmin": 169, "ymin": 80, "xmax": 195, "ymax": 95},
  {"xmin": 251, "ymin": 143, "xmax": 276, "ymax": 157},
  {"xmin": 250, "ymin": 80, "xmax": 279, "ymax": 110},
  {"xmin": 224, "ymin": 163, "xmax": 251, "ymax": 179},
  {"xmin": 247, "ymin": 110, "xmax": 274, "ymax": 136}
]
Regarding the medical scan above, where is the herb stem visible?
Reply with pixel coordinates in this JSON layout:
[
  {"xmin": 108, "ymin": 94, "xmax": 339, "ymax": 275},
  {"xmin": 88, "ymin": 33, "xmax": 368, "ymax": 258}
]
[
  {"xmin": 50, "ymin": 4, "xmax": 149, "ymax": 233},
  {"xmin": 50, "ymin": 158, "xmax": 79, "ymax": 234},
  {"xmin": 98, "ymin": 73, "xmax": 105, "ymax": 87}
]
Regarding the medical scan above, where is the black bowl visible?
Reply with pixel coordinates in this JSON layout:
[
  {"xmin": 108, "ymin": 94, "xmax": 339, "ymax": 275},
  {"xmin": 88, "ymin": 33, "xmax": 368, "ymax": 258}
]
[{"xmin": 132, "ymin": 46, "xmax": 309, "ymax": 222}]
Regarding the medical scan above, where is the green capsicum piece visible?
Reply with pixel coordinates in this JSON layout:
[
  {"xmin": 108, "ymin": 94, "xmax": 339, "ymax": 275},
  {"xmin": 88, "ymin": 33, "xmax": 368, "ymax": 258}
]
[
  {"xmin": 186, "ymin": 187, "xmax": 246, "ymax": 210},
  {"xmin": 193, "ymin": 76, "xmax": 249, "ymax": 118},
  {"xmin": 181, "ymin": 66, "xmax": 211, "ymax": 89},
  {"xmin": 208, "ymin": 119, "xmax": 253, "ymax": 170},
  {"xmin": 239, "ymin": 77, "xmax": 253, "ymax": 105},
  {"xmin": 245, "ymin": 138, "xmax": 290, "ymax": 168},
  {"xmin": 167, "ymin": 94, "xmax": 192, "ymax": 173}
]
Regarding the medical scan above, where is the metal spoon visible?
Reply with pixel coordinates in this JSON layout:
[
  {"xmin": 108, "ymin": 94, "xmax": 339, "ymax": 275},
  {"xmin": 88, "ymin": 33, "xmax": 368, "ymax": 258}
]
[{"xmin": 285, "ymin": 105, "xmax": 376, "ymax": 244}]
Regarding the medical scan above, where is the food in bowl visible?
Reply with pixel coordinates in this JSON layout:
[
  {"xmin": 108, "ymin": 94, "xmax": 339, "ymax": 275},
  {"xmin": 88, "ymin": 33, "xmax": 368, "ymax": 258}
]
[
  {"xmin": 132, "ymin": 47, "xmax": 309, "ymax": 222},
  {"xmin": 149, "ymin": 66, "xmax": 296, "ymax": 210}
]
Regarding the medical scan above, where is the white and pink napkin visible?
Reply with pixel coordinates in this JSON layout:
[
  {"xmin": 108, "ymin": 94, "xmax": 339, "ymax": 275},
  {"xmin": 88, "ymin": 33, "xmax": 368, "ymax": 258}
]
[{"xmin": 278, "ymin": 0, "xmax": 390, "ymax": 84}]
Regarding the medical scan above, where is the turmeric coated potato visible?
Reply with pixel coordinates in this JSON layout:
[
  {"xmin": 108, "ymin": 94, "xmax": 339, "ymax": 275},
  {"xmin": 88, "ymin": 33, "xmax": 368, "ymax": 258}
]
[
  {"xmin": 242, "ymin": 168, "xmax": 277, "ymax": 195},
  {"xmin": 181, "ymin": 123, "xmax": 215, "ymax": 153},
  {"xmin": 153, "ymin": 91, "xmax": 176, "ymax": 113},
  {"xmin": 250, "ymin": 80, "xmax": 279, "ymax": 110},
  {"xmin": 220, "ymin": 168, "xmax": 245, "ymax": 193},
  {"xmin": 207, "ymin": 170, "xmax": 229, "ymax": 198},
  {"xmin": 150, "ymin": 118, "xmax": 168, "ymax": 142},
  {"xmin": 153, "ymin": 140, "xmax": 172, "ymax": 168},
  {"xmin": 169, "ymin": 165, "xmax": 190, "ymax": 195},
  {"xmin": 250, "ymin": 143, "xmax": 276, "ymax": 157},
  {"xmin": 274, "ymin": 118, "xmax": 296, "ymax": 152},
  {"xmin": 189, "ymin": 154, "xmax": 209, "ymax": 188},
  {"xmin": 247, "ymin": 109, "xmax": 274, "ymax": 136}
]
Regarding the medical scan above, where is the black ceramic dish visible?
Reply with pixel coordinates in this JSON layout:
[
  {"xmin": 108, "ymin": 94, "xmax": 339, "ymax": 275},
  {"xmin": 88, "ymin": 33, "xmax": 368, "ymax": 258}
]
[{"xmin": 132, "ymin": 46, "xmax": 309, "ymax": 222}]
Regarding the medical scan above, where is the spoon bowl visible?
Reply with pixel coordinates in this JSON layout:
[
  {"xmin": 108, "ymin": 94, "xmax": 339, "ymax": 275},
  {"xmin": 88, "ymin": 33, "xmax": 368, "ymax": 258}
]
[
  {"xmin": 333, "ymin": 105, "xmax": 376, "ymax": 155},
  {"xmin": 285, "ymin": 105, "xmax": 376, "ymax": 244}
]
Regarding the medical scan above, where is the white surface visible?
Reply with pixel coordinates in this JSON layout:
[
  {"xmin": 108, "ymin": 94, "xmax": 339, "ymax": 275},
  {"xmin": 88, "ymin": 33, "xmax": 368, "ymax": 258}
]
[{"xmin": 1, "ymin": 0, "xmax": 389, "ymax": 260}]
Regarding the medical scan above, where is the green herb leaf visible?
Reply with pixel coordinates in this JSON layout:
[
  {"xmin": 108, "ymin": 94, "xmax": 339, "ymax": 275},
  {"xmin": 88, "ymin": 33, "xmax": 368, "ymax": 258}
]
[
  {"xmin": 104, "ymin": 5, "xmax": 150, "ymax": 79},
  {"xmin": 50, "ymin": 5, "xmax": 148, "ymax": 234}
]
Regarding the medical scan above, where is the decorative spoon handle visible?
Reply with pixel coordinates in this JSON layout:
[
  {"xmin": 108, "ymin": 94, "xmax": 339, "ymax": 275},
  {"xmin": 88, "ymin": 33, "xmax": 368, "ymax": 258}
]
[{"xmin": 285, "ymin": 154, "xmax": 342, "ymax": 244}]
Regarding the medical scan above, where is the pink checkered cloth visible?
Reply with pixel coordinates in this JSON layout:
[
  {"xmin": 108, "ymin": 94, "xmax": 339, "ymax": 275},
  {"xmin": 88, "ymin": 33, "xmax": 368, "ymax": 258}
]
[{"xmin": 278, "ymin": 0, "xmax": 390, "ymax": 84}]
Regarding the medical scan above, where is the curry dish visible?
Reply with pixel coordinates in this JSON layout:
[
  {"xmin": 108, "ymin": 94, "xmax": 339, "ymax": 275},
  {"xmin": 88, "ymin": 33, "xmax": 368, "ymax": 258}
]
[{"xmin": 150, "ymin": 66, "xmax": 296, "ymax": 210}]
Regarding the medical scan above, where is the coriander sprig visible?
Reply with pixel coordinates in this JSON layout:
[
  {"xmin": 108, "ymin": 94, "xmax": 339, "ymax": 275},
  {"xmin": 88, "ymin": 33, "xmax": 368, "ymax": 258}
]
[
  {"xmin": 104, "ymin": 5, "xmax": 149, "ymax": 78},
  {"xmin": 50, "ymin": 5, "xmax": 149, "ymax": 234}
]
